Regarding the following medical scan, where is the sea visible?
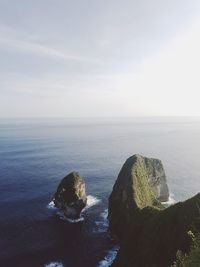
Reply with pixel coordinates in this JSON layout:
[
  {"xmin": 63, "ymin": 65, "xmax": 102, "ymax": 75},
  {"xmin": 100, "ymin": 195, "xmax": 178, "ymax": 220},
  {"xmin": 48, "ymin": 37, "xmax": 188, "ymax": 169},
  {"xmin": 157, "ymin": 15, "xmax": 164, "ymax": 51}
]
[{"xmin": 1, "ymin": 117, "xmax": 200, "ymax": 267}]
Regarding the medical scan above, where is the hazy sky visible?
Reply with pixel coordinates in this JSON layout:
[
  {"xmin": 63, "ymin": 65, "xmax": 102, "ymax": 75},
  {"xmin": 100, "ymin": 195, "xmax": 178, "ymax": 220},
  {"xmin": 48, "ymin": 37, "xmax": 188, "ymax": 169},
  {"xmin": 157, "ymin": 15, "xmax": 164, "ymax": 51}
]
[{"xmin": 0, "ymin": 0, "xmax": 200, "ymax": 117}]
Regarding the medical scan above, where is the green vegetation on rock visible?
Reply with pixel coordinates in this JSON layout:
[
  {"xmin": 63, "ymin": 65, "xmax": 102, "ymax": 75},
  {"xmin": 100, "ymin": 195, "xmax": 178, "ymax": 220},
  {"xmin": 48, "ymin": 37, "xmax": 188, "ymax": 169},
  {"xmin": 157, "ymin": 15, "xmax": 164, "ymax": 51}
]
[
  {"xmin": 109, "ymin": 155, "xmax": 200, "ymax": 267},
  {"xmin": 108, "ymin": 155, "xmax": 165, "ymax": 240},
  {"xmin": 132, "ymin": 156, "xmax": 159, "ymax": 209},
  {"xmin": 171, "ymin": 232, "xmax": 200, "ymax": 267}
]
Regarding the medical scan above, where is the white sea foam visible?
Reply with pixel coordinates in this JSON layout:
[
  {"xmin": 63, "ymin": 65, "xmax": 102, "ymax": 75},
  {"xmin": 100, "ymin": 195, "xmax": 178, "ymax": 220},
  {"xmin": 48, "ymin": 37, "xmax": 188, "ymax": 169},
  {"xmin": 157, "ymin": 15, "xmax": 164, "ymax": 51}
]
[
  {"xmin": 47, "ymin": 195, "xmax": 101, "ymax": 223},
  {"xmin": 44, "ymin": 261, "xmax": 64, "ymax": 267},
  {"xmin": 162, "ymin": 193, "xmax": 176, "ymax": 206},
  {"xmin": 47, "ymin": 201, "xmax": 57, "ymax": 210},
  {"xmin": 97, "ymin": 245, "xmax": 119, "ymax": 267},
  {"xmin": 84, "ymin": 195, "xmax": 101, "ymax": 210},
  {"xmin": 65, "ymin": 216, "xmax": 84, "ymax": 223},
  {"xmin": 56, "ymin": 210, "xmax": 84, "ymax": 223},
  {"xmin": 47, "ymin": 201, "xmax": 83, "ymax": 223},
  {"xmin": 47, "ymin": 195, "xmax": 100, "ymax": 211}
]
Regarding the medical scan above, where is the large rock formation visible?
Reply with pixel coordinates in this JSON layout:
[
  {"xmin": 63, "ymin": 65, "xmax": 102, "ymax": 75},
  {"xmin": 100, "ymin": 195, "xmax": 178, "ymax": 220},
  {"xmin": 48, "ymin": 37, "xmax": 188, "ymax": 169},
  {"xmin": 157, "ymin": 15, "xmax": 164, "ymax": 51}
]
[
  {"xmin": 108, "ymin": 154, "xmax": 168, "ymax": 239},
  {"xmin": 108, "ymin": 155, "xmax": 200, "ymax": 267},
  {"xmin": 54, "ymin": 172, "xmax": 87, "ymax": 219}
]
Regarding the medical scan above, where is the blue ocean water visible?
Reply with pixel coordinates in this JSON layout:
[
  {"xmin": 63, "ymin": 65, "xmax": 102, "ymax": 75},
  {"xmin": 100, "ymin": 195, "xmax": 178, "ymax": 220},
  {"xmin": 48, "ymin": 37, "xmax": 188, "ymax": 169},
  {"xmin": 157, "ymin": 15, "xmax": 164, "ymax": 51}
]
[{"xmin": 1, "ymin": 117, "xmax": 200, "ymax": 267}]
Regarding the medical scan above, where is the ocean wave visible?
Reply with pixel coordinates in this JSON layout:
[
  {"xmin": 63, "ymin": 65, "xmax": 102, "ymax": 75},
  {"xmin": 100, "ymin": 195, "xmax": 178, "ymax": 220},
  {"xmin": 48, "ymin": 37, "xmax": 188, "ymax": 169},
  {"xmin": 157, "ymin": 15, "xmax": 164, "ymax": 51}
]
[
  {"xmin": 162, "ymin": 193, "xmax": 176, "ymax": 206},
  {"xmin": 97, "ymin": 245, "xmax": 119, "ymax": 267},
  {"xmin": 56, "ymin": 210, "xmax": 84, "ymax": 223},
  {"xmin": 44, "ymin": 261, "xmax": 64, "ymax": 267},
  {"xmin": 47, "ymin": 201, "xmax": 57, "ymax": 210},
  {"xmin": 83, "ymin": 195, "xmax": 101, "ymax": 211},
  {"xmin": 47, "ymin": 195, "xmax": 101, "ymax": 223}
]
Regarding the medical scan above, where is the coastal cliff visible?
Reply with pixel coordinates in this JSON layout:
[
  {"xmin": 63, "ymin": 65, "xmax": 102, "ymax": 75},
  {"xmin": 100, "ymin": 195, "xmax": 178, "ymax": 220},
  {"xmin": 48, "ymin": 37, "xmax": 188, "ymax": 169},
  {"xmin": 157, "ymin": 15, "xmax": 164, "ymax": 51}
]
[{"xmin": 108, "ymin": 155, "xmax": 200, "ymax": 267}]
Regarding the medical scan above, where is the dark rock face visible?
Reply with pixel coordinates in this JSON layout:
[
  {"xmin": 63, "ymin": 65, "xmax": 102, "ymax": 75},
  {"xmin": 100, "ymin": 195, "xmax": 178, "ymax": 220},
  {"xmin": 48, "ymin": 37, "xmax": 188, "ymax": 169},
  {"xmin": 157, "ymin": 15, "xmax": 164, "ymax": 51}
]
[
  {"xmin": 54, "ymin": 172, "xmax": 87, "ymax": 219},
  {"xmin": 108, "ymin": 155, "xmax": 200, "ymax": 267}
]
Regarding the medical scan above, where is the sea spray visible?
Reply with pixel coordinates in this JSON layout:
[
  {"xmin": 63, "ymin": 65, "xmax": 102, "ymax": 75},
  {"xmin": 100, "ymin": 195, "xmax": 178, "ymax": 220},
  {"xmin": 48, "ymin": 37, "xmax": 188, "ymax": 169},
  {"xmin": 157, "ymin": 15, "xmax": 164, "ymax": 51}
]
[
  {"xmin": 83, "ymin": 195, "xmax": 101, "ymax": 210},
  {"xmin": 162, "ymin": 193, "xmax": 176, "ymax": 207},
  {"xmin": 47, "ymin": 195, "xmax": 101, "ymax": 223},
  {"xmin": 44, "ymin": 261, "xmax": 64, "ymax": 267}
]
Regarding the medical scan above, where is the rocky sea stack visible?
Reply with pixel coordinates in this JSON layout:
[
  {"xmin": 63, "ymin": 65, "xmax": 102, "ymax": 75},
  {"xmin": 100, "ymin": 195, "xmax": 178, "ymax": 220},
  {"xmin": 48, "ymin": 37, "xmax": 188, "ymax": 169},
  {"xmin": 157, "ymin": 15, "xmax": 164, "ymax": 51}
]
[
  {"xmin": 108, "ymin": 154, "xmax": 200, "ymax": 267},
  {"xmin": 108, "ymin": 154, "xmax": 169, "ymax": 240},
  {"xmin": 54, "ymin": 171, "xmax": 87, "ymax": 219}
]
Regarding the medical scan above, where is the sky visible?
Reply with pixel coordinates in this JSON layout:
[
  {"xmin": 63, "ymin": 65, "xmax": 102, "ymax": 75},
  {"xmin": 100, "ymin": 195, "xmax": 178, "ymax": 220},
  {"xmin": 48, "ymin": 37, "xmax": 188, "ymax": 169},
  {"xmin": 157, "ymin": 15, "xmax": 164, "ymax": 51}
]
[{"xmin": 0, "ymin": 0, "xmax": 200, "ymax": 118}]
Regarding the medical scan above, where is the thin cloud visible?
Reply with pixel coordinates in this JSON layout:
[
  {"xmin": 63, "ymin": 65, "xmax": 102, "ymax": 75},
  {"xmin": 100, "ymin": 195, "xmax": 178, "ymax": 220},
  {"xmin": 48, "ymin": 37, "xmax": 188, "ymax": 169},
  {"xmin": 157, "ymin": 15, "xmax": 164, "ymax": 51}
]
[{"xmin": 0, "ymin": 25, "xmax": 100, "ymax": 63}]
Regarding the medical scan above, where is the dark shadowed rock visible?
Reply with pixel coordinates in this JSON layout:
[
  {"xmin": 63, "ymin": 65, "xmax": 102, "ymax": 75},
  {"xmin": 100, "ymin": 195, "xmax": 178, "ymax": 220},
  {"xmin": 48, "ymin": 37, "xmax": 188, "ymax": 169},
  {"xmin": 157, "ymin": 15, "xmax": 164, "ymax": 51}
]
[
  {"xmin": 54, "ymin": 172, "xmax": 87, "ymax": 219},
  {"xmin": 108, "ymin": 155, "xmax": 200, "ymax": 267}
]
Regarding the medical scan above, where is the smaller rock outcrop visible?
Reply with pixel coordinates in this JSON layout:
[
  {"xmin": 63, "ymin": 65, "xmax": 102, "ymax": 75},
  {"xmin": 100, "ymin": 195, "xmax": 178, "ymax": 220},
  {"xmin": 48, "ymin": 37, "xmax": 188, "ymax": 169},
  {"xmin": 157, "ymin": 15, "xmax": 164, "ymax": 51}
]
[{"xmin": 54, "ymin": 172, "xmax": 87, "ymax": 219}]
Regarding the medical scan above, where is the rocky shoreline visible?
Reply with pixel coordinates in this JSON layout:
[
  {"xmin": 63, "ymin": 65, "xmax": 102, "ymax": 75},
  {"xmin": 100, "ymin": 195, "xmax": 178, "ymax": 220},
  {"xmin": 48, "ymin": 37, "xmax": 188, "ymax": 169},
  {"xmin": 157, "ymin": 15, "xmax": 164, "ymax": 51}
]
[{"xmin": 53, "ymin": 154, "xmax": 200, "ymax": 267}]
